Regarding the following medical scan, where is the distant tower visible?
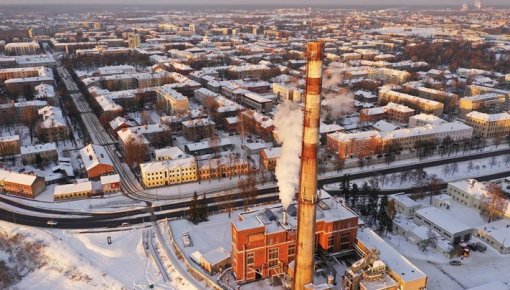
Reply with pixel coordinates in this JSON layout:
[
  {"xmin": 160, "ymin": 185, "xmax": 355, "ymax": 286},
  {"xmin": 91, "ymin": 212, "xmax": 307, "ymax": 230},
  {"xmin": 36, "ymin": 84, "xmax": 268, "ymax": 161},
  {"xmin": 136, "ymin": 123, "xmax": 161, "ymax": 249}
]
[
  {"xmin": 189, "ymin": 24, "xmax": 197, "ymax": 35},
  {"xmin": 474, "ymin": 0, "xmax": 482, "ymax": 10},
  {"xmin": 28, "ymin": 28, "xmax": 33, "ymax": 39},
  {"xmin": 127, "ymin": 33, "xmax": 141, "ymax": 48},
  {"xmin": 461, "ymin": 3, "xmax": 469, "ymax": 11}
]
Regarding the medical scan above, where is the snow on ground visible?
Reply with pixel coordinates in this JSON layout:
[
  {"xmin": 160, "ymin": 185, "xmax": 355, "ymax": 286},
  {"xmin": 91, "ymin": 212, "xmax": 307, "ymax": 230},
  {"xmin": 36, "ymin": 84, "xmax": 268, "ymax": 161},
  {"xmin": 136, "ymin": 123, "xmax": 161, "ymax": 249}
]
[
  {"xmin": 0, "ymin": 221, "xmax": 166, "ymax": 290},
  {"xmin": 325, "ymin": 154, "xmax": 510, "ymax": 191},
  {"xmin": 383, "ymin": 232, "xmax": 510, "ymax": 290}
]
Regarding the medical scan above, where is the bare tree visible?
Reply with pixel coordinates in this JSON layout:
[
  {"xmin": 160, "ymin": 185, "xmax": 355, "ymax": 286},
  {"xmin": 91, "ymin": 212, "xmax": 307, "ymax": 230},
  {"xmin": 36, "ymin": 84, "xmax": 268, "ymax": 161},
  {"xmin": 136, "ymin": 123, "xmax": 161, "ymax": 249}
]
[
  {"xmin": 124, "ymin": 139, "xmax": 148, "ymax": 169},
  {"xmin": 480, "ymin": 183, "xmax": 509, "ymax": 223},
  {"xmin": 238, "ymin": 174, "xmax": 258, "ymax": 211},
  {"xmin": 489, "ymin": 156, "xmax": 497, "ymax": 168},
  {"xmin": 20, "ymin": 107, "xmax": 38, "ymax": 142}
]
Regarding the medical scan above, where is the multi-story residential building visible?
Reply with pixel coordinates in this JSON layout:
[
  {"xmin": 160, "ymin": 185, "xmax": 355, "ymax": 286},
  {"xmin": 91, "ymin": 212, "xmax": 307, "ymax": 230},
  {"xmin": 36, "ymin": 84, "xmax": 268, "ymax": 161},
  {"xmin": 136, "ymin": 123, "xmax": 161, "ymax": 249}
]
[
  {"xmin": 156, "ymin": 85, "xmax": 189, "ymax": 114},
  {"xmin": 260, "ymin": 147, "xmax": 281, "ymax": 171},
  {"xmin": 447, "ymin": 179, "xmax": 510, "ymax": 218},
  {"xmin": 327, "ymin": 131, "xmax": 383, "ymax": 159},
  {"xmin": 79, "ymin": 144, "xmax": 115, "ymax": 179},
  {"xmin": 379, "ymin": 87, "xmax": 444, "ymax": 116},
  {"xmin": 272, "ymin": 83, "xmax": 302, "ymax": 102},
  {"xmin": 0, "ymin": 135, "xmax": 21, "ymax": 157},
  {"xmin": 4, "ymin": 42, "xmax": 40, "ymax": 55},
  {"xmin": 465, "ymin": 111, "xmax": 510, "ymax": 138},
  {"xmin": 240, "ymin": 92, "xmax": 273, "ymax": 114},
  {"xmin": 20, "ymin": 143, "xmax": 58, "ymax": 164},
  {"xmin": 408, "ymin": 113, "xmax": 447, "ymax": 128},
  {"xmin": 117, "ymin": 124, "xmax": 172, "ymax": 158},
  {"xmin": 226, "ymin": 64, "xmax": 270, "ymax": 80},
  {"xmin": 403, "ymin": 83, "xmax": 459, "ymax": 107},
  {"xmin": 383, "ymin": 122, "xmax": 473, "ymax": 151},
  {"xmin": 231, "ymin": 191, "xmax": 359, "ymax": 283},
  {"xmin": 182, "ymin": 118, "xmax": 215, "ymax": 142},
  {"xmin": 37, "ymin": 106, "xmax": 69, "ymax": 142},
  {"xmin": 239, "ymin": 110, "xmax": 274, "ymax": 142},
  {"xmin": 328, "ymin": 122, "xmax": 473, "ymax": 157},
  {"xmin": 140, "ymin": 157, "xmax": 198, "ymax": 188},
  {"xmin": 34, "ymin": 84, "xmax": 57, "ymax": 103},
  {"xmin": 197, "ymin": 155, "xmax": 251, "ymax": 180},
  {"xmin": 0, "ymin": 169, "xmax": 46, "ymax": 198},
  {"xmin": 360, "ymin": 102, "xmax": 415, "ymax": 124},
  {"xmin": 459, "ymin": 93, "xmax": 508, "ymax": 118},
  {"xmin": 0, "ymin": 66, "xmax": 52, "ymax": 82}
]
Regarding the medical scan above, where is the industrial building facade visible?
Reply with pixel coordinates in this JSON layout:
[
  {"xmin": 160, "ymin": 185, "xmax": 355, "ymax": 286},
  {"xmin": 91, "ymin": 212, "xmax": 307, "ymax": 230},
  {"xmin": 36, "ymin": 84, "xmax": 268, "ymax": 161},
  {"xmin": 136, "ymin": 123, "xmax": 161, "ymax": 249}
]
[{"xmin": 231, "ymin": 193, "xmax": 359, "ymax": 283}]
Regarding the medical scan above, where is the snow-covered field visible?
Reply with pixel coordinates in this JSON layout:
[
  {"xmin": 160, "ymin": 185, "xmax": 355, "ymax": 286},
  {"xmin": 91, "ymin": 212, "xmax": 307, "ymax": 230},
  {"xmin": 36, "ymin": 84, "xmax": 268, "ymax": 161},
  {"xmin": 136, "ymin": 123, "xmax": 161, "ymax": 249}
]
[
  {"xmin": 384, "ymin": 232, "xmax": 510, "ymax": 290},
  {"xmin": 325, "ymin": 154, "xmax": 510, "ymax": 191},
  {"xmin": 0, "ymin": 221, "xmax": 167, "ymax": 290},
  {"xmin": 382, "ymin": 196, "xmax": 510, "ymax": 290}
]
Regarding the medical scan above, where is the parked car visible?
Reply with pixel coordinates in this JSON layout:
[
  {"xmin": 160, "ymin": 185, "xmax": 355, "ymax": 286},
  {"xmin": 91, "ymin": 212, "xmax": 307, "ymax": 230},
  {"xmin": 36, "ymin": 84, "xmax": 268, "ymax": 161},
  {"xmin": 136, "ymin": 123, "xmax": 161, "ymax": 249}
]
[
  {"xmin": 476, "ymin": 242, "xmax": 487, "ymax": 252},
  {"xmin": 449, "ymin": 260, "xmax": 462, "ymax": 266},
  {"xmin": 47, "ymin": 220, "xmax": 58, "ymax": 226}
]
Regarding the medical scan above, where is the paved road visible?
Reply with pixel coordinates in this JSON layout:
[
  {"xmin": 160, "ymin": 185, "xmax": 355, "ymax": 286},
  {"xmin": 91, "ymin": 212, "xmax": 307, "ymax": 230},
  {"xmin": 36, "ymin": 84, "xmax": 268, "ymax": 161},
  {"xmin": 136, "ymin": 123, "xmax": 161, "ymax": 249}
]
[{"xmin": 56, "ymin": 66, "xmax": 148, "ymax": 202}]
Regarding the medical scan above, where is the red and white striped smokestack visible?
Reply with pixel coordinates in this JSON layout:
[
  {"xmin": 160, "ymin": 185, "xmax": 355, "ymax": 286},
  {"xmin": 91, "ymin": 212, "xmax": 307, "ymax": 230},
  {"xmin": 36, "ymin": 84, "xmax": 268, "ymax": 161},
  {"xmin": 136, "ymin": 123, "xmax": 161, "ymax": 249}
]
[{"xmin": 293, "ymin": 41, "xmax": 324, "ymax": 290}]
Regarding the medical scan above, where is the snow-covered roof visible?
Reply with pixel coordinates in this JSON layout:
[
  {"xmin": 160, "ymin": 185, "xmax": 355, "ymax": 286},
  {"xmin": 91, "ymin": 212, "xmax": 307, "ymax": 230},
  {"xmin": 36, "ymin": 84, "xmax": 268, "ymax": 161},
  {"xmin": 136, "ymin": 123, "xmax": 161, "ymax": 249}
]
[
  {"xmin": 262, "ymin": 147, "xmax": 281, "ymax": 159},
  {"xmin": 0, "ymin": 169, "xmax": 39, "ymax": 186},
  {"xmin": 38, "ymin": 106, "xmax": 66, "ymax": 128},
  {"xmin": 140, "ymin": 157, "xmax": 196, "ymax": 174},
  {"xmin": 409, "ymin": 113, "xmax": 446, "ymax": 126},
  {"xmin": 356, "ymin": 228, "xmax": 427, "ymax": 283},
  {"xmin": 185, "ymin": 138, "xmax": 233, "ymax": 152},
  {"xmin": 155, "ymin": 146, "xmax": 185, "ymax": 160},
  {"xmin": 466, "ymin": 111, "xmax": 510, "ymax": 122},
  {"xmin": 53, "ymin": 181, "xmax": 92, "ymax": 195},
  {"xmin": 391, "ymin": 194, "xmax": 420, "ymax": 209},
  {"xmin": 415, "ymin": 207, "xmax": 472, "ymax": 234},
  {"xmin": 20, "ymin": 143, "xmax": 57, "ymax": 155},
  {"xmin": 0, "ymin": 135, "xmax": 20, "ymax": 142},
  {"xmin": 234, "ymin": 191, "xmax": 357, "ymax": 234},
  {"xmin": 79, "ymin": 144, "xmax": 113, "ymax": 172},
  {"xmin": 201, "ymin": 247, "xmax": 231, "ymax": 265},
  {"xmin": 100, "ymin": 174, "xmax": 120, "ymax": 185},
  {"xmin": 373, "ymin": 120, "xmax": 399, "ymax": 132},
  {"xmin": 328, "ymin": 130, "xmax": 381, "ymax": 142}
]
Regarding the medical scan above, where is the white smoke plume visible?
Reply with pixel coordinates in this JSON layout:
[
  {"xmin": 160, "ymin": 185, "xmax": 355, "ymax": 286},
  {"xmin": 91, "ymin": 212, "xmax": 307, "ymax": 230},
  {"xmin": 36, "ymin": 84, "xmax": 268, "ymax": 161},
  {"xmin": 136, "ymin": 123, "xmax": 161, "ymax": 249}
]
[
  {"xmin": 274, "ymin": 101, "xmax": 303, "ymax": 210},
  {"xmin": 322, "ymin": 68, "xmax": 344, "ymax": 89},
  {"xmin": 321, "ymin": 90, "xmax": 355, "ymax": 120},
  {"xmin": 321, "ymin": 67, "xmax": 355, "ymax": 120}
]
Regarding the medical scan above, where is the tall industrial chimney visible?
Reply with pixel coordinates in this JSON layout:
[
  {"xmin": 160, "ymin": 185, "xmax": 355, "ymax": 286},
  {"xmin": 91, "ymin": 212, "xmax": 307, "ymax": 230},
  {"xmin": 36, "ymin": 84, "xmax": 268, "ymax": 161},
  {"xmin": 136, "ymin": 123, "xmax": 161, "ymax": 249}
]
[{"xmin": 293, "ymin": 41, "xmax": 324, "ymax": 290}]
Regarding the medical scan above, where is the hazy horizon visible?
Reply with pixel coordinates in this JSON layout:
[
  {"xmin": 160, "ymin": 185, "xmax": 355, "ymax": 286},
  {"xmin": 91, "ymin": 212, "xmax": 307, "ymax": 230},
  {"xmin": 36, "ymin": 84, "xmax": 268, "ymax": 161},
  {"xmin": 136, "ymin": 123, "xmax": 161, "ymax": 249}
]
[{"xmin": 0, "ymin": 0, "xmax": 509, "ymax": 6}]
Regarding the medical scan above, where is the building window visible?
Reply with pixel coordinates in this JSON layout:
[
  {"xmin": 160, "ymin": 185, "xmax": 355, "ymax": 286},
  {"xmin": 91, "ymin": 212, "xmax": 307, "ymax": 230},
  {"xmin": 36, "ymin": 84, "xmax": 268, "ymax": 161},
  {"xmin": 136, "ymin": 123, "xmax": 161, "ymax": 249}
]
[
  {"xmin": 288, "ymin": 244, "xmax": 295, "ymax": 258},
  {"xmin": 268, "ymin": 248, "xmax": 279, "ymax": 268},
  {"xmin": 246, "ymin": 252, "xmax": 255, "ymax": 267}
]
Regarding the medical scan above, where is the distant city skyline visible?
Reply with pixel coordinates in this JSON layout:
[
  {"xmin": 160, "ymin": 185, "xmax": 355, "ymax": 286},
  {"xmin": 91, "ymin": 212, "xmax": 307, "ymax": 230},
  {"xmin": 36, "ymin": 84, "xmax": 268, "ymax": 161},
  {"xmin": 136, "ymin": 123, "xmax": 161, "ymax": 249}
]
[{"xmin": 1, "ymin": 0, "xmax": 509, "ymax": 6}]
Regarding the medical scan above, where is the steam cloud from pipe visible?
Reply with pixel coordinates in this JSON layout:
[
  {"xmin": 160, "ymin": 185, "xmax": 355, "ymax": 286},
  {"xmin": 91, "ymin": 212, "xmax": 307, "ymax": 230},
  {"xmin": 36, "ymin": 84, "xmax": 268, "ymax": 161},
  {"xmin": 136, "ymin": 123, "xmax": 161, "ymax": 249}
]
[
  {"xmin": 321, "ymin": 91, "xmax": 355, "ymax": 120},
  {"xmin": 321, "ymin": 68, "xmax": 355, "ymax": 120},
  {"xmin": 274, "ymin": 101, "xmax": 303, "ymax": 210}
]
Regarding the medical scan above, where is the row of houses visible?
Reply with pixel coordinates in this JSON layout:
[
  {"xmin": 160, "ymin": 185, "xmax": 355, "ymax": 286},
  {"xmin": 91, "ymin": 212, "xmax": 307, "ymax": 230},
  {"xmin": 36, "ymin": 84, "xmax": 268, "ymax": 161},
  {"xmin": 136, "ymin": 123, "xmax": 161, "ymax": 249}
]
[
  {"xmin": 140, "ymin": 151, "xmax": 252, "ymax": 188},
  {"xmin": 327, "ymin": 121, "xmax": 473, "ymax": 158}
]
